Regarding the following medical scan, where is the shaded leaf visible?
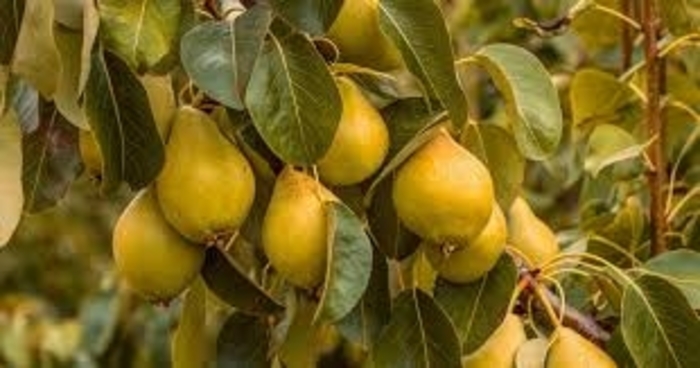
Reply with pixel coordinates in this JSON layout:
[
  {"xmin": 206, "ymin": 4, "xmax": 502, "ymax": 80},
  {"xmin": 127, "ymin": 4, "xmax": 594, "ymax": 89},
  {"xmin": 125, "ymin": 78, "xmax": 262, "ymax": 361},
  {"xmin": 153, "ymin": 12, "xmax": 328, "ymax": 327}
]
[
  {"xmin": 657, "ymin": 0, "xmax": 696, "ymax": 36},
  {"xmin": 378, "ymin": 0, "xmax": 467, "ymax": 126},
  {"xmin": 53, "ymin": 25, "xmax": 88, "ymax": 129},
  {"xmin": 434, "ymin": 254, "xmax": 518, "ymax": 353},
  {"xmin": 472, "ymin": 44, "xmax": 562, "ymax": 160},
  {"xmin": 181, "ymin": 5, "xmax": 272, "ymax": 110},
  {"xmin": 21, "ymin": 101, "xmax": 81, "ymax": 212},
  {"xmin": 83, "ymin": 49, "xmax": 164, "ymax": 194},
  {"xmin": 0, "ymin": 110, "xmax": 23, "ymax": 246},
  {"xmin": 644, "ymin": 249, "xmax": 700, "ymax": 309},
  {"xmin": 621, "ymin": 274, "xmax": 700, "ymax": 368},
  {"xmin": 245, "ymin": 25, "xmax": 341, "ymax": 165},
  {"xmin": 171, "ymin": 279, "xmax": 207, "ymax": 368},
  {"xmin": 316, "ymin": 202, "xmax": 373, "ymax": 322},
  {"xmin": 78, "ymin": 290, "xmax": 121, "ymax": 356},
  {"xmin": 217, "ymin": 312, "xmax": 270, "ymax": 368},
  {"xmin": 269, "ymin": 0, "xmax": 343, "ymax": 35},
  {"xmin": 0, "ymin": 0, "xmax": 24, "ymax": 64},
  {"xmin": 201, "ymin": 247, "xmax": 284, "ymax": 316},
  {"xmin": 98, "ymin": 0, "xmax": 182, "ymax": 72},
  {"xmin": 585, "ymin": 124, "xmax": 647, "ymax": 178},
  {"xmin": 11, "ymin": 0, "xmax": 60, "ymax": 97}
]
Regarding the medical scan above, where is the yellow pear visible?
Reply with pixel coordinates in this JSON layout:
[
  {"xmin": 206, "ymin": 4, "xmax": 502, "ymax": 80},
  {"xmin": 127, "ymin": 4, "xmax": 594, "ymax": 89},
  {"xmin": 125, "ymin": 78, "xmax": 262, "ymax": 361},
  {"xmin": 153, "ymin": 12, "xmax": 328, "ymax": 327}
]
[
  {"xmin": 425, "ymin": 205, "xmax": 506, "ymax": 283},
  {"xmin": 112, "ymin": 189, "xmax": 205, "ymax": 302},
  {"xmin": 392, "ymin": 128, "xmax": 495, "ymax": 246},
  {"xmin": 507, "ymin": 197, "xmax": 559, "ymax": 266},
  {"xmin": 327, "ymin": 0, "xmax": 403, "ymax": 71},
  {"xmin": 262, "ymin": 167, "xmax": 337, "ymax": 289},
  {"xmin": 79, "ymin": 130, "xmax": 102, "ymax": 176},
  {"xmin": 317, "ymin": 77, "xmax": 389, "ymax": 186},
  {"xmin": 156, "ymin": 106, "xmax": 255, "ymax": 245},
  {"xmin": 462, "ymin": 314, "xmax": 527, "ymax": 368},
  {"xmin": 546, "ymin": 327, "xmax": 617, "ymax": 368}
]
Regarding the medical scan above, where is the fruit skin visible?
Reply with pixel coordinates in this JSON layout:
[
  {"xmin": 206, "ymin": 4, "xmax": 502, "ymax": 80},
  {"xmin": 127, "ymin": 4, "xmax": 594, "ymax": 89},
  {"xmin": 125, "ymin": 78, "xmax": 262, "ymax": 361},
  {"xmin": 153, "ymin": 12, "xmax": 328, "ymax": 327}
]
[
  {"xmin": 507, "ymin": 196, "xmax": 559, "ymax": 266},
  {"xmin": 317, "ymin": 77, "xmax": 389, "ymax": 186},
  {"xmin": 112, "ymin": 189, "xmax": 205, "ymax": 302},
  {"xmin": 327, "ymin": 0, "xmax": 403, "ymax": 71},
  {"xmin": 462, "ymin": 314, "xmax": 527, "ymax": 368},
  {"xmin": 156, "ymin": 106, "xmax": 256, "ymax": 244},
  {"xmin": 54, "ymin": 0, "xmax": 83, "ymax": 30},
  {"xmin": 79, "ymin": 130, "xmax": 103, "ymax": 176},
  {"xmin": 392, "ymin": 129, "xmax": 495, "ymax": 246},
  {"xmin": 546, "ymin": 327, "xmax": 617, "ymax": 368},
  {"xmin": 262, "ymin": 167, "xmax": 337, "ymax": 289},
  {"xmin": 424, "ymin": 205, "xmax": 506, "ymax": 283}
]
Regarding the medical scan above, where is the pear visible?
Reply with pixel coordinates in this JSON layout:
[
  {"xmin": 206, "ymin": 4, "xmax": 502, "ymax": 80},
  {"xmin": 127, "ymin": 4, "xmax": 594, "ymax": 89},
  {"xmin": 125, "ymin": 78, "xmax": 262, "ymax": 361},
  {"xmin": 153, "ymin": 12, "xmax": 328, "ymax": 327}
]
[
  {"xmin": 79, "ymin": 129, "xmax": 102, "ymax": 177},
  {"xmin": 112, "ymin": 189, "xmax": 204, "ymax": 302},
  {"xmin": 462, "ymin": 314, "xmax": 527, "ymax": 368},
  {"xmin": 546, "ymin": 327, "xmax": 617, "ymax": 368},
  {"xmin": 54, "ymin": 0, "xmax": 84, "ymax": 30},
  {"xmin": 507, "ymin": 197, "xmax": 559, "ymax": 266},
  {"xmin": 262, "ymin": 167, "xmax": 337, "ymax": 289},
  {"xmin": 327, "ymin": 0, "xmax": 403, "ymax": 71},
  {"xmin": 425, "ymin": 205, "xmax": 506, "ymax": 283},
  {"xmin": 392, "ymin": 128, "xmax": 495, "ymax": 246},
  {"xmin": 317, "ymin": 77, "xmax": 389, "ymax": 186},
  {"xmin": 156, "ymin": 106, "xmax": 256, "ymax": 245}
]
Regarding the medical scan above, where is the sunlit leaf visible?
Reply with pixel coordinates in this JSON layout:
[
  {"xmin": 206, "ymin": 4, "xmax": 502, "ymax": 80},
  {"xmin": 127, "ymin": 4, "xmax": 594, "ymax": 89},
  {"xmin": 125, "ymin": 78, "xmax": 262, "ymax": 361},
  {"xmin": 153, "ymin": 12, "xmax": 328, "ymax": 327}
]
[
  {"xmin": 0, "ymin": 110, "xmax": 23, "ymax": 246},
  {"xmin": 53, "ymin": 25, "xmax": 88, "ymax": 129},
  {"xmin": 171, "ymin": 279, "xmax": 207, "ymax": 368},
  {"xmin": 644, "ymin": 250, "xmax": 700, "ymax": 309},
  {"xmin": 657, "ymin": 0, "xmax": 696, "ymax": 36},
  {"xmin": 585, "ymin": 124, "xmax": 647, "ymax": 178}
]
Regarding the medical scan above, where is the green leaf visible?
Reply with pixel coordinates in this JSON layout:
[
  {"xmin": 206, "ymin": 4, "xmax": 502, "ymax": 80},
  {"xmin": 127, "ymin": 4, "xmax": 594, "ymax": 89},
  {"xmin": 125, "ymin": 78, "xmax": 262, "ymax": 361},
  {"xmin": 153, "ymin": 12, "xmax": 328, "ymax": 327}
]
[
  {"xmin": 0, "ymin": 110, "xmax": 23, "ymax": 246},
  {"xmin": 315, "ymin": 202, "xmax": 373, "ymax": 322},
  {"xmin": 83, "ymin": 48, "xmax": 164, "ymax": 194},
  {"xmin": 367, "ymin": 177, "xmax": 421, "ymax": 260},
  {"xmin": 78, "ymin": 0, "xmax": 99, "ymax": 95},
  {"xmin": 181, "ymin": 5, "xmax": 272, "ymax": 110},
  {"xmin": 378, "ymin": 0, "xmax": 467, "ymax": 126},
  {"xmin": 585, "ymin": 124, "xmax": 647, "ymax": 178},
  {"xmin": 245, "ymin": 25, "xmax": 341, "ymax": 165},
  {"xmin": 201, "ymin": 247, "xmax": 284, "ymax": 316},
  {"xmin": 371, "ymin": 288, "xmax": 462, "ymax": 367},
  {"xmin": 171, "ymin": 279, "xmax": 208, "ymax": 368},
  {"xmin": 434, "ymin": 254, "xmax": 518, "ymax": 353},
  {"xmin": 472, "ymin": 43, "xmax": 562, "ymax": 160},
  {"xmin": 269, "ymin": 0, "xmax": 343, "ymax": 35},
  {"xmin": 621, "ymin": 274, "xmax": 700, "ymax": 368},
  {"xmin": 336, "ymin": 246, "xmax": 391, "ymax": 348},
  {"xmin": 644, "ymin": 250, "xmax": 700, "ymax": 309},
  {"xmin": 53, "ymin": 25, "xmax": 88, "ymax": 129},
  {"xmin": 98, "ymin": 0, "xmax": 182, "ymax": 72},
  {"xmin": 461, "ymin": 122, "xmax": 525, "ymax": 209},
  {"xmin": 217, "ymin": 312, "xmax": 270, "ymax": 368},
  {"xmin": 21, "ymin": 101, "xmax": 81, "ymax": 213},
  {"xmin": 11, "ymin": 0, "xmax": 60, "ymax": 97},
  {"xmin": 570, "ymin": 68, "xmax": 643, "ymax": 132},
  {"xmin": 657, "ymin": 0, "xmax": 696, "ymax": 36},
  {"xmin": 0, "ymin": 0, "xmax": 24, "ymax": 64},
  {"xmin": 78, "ymin": 289, "xmax": 122, "ymax": 356}
]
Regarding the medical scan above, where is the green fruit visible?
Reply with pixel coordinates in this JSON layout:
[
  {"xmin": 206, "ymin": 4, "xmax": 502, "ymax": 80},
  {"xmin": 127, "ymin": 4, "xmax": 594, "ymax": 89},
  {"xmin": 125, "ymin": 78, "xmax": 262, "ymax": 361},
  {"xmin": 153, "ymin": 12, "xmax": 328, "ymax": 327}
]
[
  {"xmin": 54, "ymin": 0, "xmax": 83, "ymax": 30},
  {"xmin": 462, "ymin": 314, "xmax": 527, "ymax": 368},
  {"xmin": 262, "ymin": 167, "xmax": 336, "ymax": 289},
  {"xmin": 317, "ymin": 77, "xmax": 389, "ymax": 186},
  {"xmin": 112, "ymin": 189, "xmax": 204, "ymax": 302},
  {"xmin": 424, "ymin": 205, "xmax": 506, "ymax": 283},
  {"xmin": 507, "ymin": 197, "xmax": 559, "ymax": 266},
  {"xmin": 156, "ymin": 106, "xmax": 256, "ymax": 244},
  {"xmin": 327, "ymin": 0, "xmax": 403, "ymax": 71},
  {"xmin": 393, "ymin": 128, "xmax": 495, "ymax": 246},
  {"xmin": 546, "ymin": 327, "xmax": 617, "ymax": 368}
]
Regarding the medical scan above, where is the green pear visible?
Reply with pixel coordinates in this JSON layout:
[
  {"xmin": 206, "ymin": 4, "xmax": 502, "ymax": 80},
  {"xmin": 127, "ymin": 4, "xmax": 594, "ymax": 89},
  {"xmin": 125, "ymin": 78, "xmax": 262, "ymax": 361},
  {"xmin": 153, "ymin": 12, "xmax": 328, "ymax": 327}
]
[
  {"xmin": 393, "ymin": 128, "xmax": 495, "ymax": 246},
  {"xmin": 112, "ymin": 189, "xmax": 204, "ymax": 302},
  {"xmin": 462, "ymin": 314, "xmax": 527, "ymax": 368},
  {"xmin": 156, "ymin": 106, "xmax": 256, "ymax": 245},
  {"xmin": 262, "ymin": 167, "xmax": 337, "ymax": 289},
  {"xmin": 327, "ymin": 0, "xmax": 403, "ymax": 71},
  {"xmin": 425, "ymin": 205, "xmax": 506, "ymax": 283},
  {"xmin": 317, "ymin": 77, "xmax": 389, "ymax": 186},
  {"xmin": 546, "ymin": 327, "xmax": 617, "ymax": 368},
  {"xmin": 507, "ymin": 197, "xmax": 559, "ymax": 266}
]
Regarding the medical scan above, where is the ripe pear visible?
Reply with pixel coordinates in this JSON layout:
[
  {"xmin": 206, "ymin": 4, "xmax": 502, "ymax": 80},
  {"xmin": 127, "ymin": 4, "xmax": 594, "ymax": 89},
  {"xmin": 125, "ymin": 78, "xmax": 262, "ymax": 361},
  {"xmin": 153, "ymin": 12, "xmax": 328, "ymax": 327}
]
[
  {"xmin": 425, "ymin": 205, "xmax": 506, "ymax": 283},
  {"xmin": 327, "ymin": 0, "xmax": 403, "ymax": 71},
  {"xmin": 156, "ymin": 106, "xmax": 256, "ymax": 245},
  {"xmin": 462, "ymin": 314, "xmax": 527, "ymax": 368},
  {"xmin": 262, "ymin": 167, "xmax": 337, "ymax": 289},
  {"xmin": 79, "ymin": 129, "xmax": 102, "ymax": 176},
  {"xmin": 317, "ymin": 77, "xmax": 389, "ymax": 186},
  {"xmin": 54, "ymin": 0, "xmax": 83, "ymax": 30},
  {"xmin": 546, "ymin": 327, "xmax": 617, "ymax": 368},
  {"xmin": 112, "ymin": 189, "xmax": 204, "ymax": 302},
  {"xmin": 507, "ymin": 197, "xmax": 559, "ymax": 266},
  {"xmin": 392, "ymin": 128, "xmax": 495, "ymax": 246}
]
